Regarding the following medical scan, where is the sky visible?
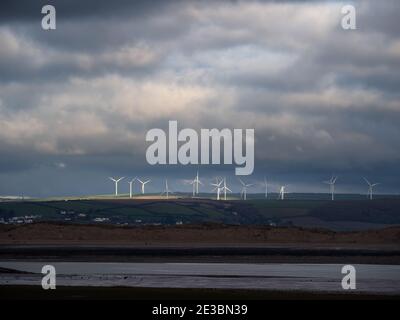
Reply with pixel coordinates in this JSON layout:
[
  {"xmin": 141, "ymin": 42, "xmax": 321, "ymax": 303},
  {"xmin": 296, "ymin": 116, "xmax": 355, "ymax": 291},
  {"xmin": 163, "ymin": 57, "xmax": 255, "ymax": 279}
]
[{"xmin": 0, "ymin": 0, "xmax": 399, "ymax": 197}]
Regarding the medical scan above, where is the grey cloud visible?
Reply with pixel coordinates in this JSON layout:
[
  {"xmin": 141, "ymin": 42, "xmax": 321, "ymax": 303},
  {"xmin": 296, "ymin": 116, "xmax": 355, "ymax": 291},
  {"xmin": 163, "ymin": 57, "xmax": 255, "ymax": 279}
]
[
  {"xmin": 0, "ymin": 0, "xmax": 175, "ymax": 22},
  {"xmin": 0, "ymin": 0, "xmax": 400, "ymax": 196}
]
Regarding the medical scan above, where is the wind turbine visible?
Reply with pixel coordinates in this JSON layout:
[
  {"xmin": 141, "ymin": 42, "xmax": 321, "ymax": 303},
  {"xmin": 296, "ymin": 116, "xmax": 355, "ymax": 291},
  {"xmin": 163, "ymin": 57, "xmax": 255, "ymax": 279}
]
[
  {"xmin": 238, "ymin": 178, "xmax": 253, "ymax": 200},
  {"xmin": 323, "ymin": 176, "xmax": 337, "ymax": 200},
  {"xmin": 189, "ymin": 171, "xmax": 203, "ymax": 196},
  {"xmin": 128, "ymin": 178, "xmax": 137, "ymax": 198},
  {"xmin": 363, "ymin": 177, "xmax": 379, "ymax": 200},
  {"xmin": 278, "ymin": 185, "xmax": 286, "ymax": 200},
  {"xmin": 137, "ymin": 178, "xmax": 151, "ymax": 194},
  {"xmin": 211, "ymin": 178, "xmax": 223, "ymax": 200},
  {"xmin": 109, "ymin": 177, "xmax": 124, "ymax": 197},
  {"xmin": 161, "ymin": 179, "xmax": 173, "ymax": 199},
  {"xmin": 263, "ymin": 177, "xmax": 268, "ymax": 199},
  {"xmin": 220, "ymin": 177, "xmax": 232, "ymax": 200}
]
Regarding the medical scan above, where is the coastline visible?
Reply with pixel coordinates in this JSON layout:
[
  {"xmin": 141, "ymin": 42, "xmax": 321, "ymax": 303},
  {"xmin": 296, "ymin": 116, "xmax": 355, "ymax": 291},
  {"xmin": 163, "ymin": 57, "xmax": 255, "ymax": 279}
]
[
  {"xmin": 1, "ymin": 285, "xmax": 399, "ymax": 300},
  {"xmin": 1, "ymin": 244, "xmax": 400, "ymax": 264}
]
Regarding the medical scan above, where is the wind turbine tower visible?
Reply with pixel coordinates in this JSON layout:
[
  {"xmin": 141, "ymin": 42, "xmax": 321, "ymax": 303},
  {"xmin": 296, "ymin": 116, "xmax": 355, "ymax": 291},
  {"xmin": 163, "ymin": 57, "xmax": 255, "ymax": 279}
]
[
  {"xmin": 323, "ymin": 176, "xmax": 337, "ymax": 201},
  {"xmin": 137, "ymin": 179, "xmax": 151, "ymax": 194},
  {"xmin": 263, "ymin": 177, "xmax": 268, "ymax": 199},
  {"xmin": 279, "ymin": 186, "xmax": 286, "ymax": 200},
  {"xmin": 221, "ymin": 177, "xmax": 232, "ymax": 200},
  {"xmin": 109, "ymin": 177, "xmax": 124, "ymax": 197},
  {"xmin": 363, "ymin": 177, "xmax": 379, "ymax": 200},
  {"xmin": 190, "ymin": 171, "xmax": 203, "ymax": 196},
  {"xmin": 239, "ymin": 178, "xmax": 253, "ymax": 200},
  {"xmin": 162, "ymin": 179, "xmax": 172, "ymax": 199},
  {"xmin": 211, "ymin": 178, "xmax": 223, "ymax": 201},
  {"xmin": 128, "ymin": 178, "xmax": 137, "ymax": 198}
]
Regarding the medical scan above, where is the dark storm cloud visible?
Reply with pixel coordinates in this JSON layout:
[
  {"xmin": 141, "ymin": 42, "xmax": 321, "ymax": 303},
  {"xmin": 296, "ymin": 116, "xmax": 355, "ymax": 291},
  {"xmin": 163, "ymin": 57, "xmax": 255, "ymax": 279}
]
[
  {"xmin": 0, "ymin": 0, "xmax": 321, "ymax": 22},
  {"xmin": 0, "ymin": 0, "xmax": 399, "ymax": 196},
  {"xmin": 0, "ymin": 0, "xmax": 175, "ymax": 21}
]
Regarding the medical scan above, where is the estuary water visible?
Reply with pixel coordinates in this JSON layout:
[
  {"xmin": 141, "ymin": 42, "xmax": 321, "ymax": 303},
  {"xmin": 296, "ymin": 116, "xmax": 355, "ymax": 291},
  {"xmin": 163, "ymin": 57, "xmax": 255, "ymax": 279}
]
[{"xmin": 1, "ymin": 262, "xmax": 399, "ymax": 294}]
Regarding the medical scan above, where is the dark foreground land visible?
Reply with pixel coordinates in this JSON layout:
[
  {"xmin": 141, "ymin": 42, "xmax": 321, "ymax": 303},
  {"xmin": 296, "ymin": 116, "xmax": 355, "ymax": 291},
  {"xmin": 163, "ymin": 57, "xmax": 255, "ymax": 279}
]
[
  {"xmin": 1, "ymin": 223, "xmax": 400, "ymax": 263},
  {"xmin": 1, "ymin": 285, "xmax": 398, "ymax": 300},
  {"xmin": 2, "ymin": 222, "xmax": 400, "ymax": 246}
]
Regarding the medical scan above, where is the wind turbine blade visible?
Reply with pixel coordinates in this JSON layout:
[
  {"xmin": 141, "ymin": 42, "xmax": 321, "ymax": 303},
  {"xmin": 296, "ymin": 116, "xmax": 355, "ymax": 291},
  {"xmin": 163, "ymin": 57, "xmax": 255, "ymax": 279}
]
[
  {"xmin": 211, "ymin": 181, "xmax": 222, "ymax": 187},
  {"xmin": 238, "ymin": 178, "xmax": 245, "ymax": 186},
  {"xmin": 363, "ymin": 177, "xmax": 371, "ymax": 186}
]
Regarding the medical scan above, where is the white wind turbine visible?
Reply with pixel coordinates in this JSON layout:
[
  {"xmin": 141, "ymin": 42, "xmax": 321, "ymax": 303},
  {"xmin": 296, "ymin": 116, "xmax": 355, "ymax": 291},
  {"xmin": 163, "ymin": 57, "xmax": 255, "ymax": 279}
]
[
  {"xmin": 189, "ymin": 170, "xmax": 203, "ymax": 196},
  {"xmin": 128, "ymin": 178, "xmax": 137, "ymax": 198},
  {"xmin": 220, "ymin": 177, "xmax": 232, "ymax": 200},
  {"xmin": 363, "ymin": 177, "xmax": 379, "ymax": 200},
  {"xmin": 238, "ymin": 178, "xmax": 253, "ymax": 200},
  {"xmin": 278, "ymin": 185, "xmax": 286, "ymax": 200},
  {"xmin": 109, "ymin": 177, "xmax": 124, "ymax": 197},
  {"xmin": 161, "ymin": 179, "xmax": 173, "ymax": 199},
  {"xmin": 137, "ymin": 178, "xmax": 151, "ymax": 194},
  {"xmin": 211, "ymin": 178, "xmax": 223, "ymax": 201},
  {"xmin": 263, "ymin": 177, "xmax": 268, "ymax": 199},
  {"xmin": 323, "ymin": 176, "xmax": 337, "ymax": 201}
]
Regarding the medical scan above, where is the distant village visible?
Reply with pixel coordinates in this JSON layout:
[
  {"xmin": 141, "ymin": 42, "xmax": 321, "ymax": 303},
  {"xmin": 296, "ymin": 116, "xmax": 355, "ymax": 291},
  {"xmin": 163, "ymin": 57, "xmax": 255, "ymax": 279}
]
[{"xmin": 0, "ymin": 209, "xmax": 186, "ymax": 226}]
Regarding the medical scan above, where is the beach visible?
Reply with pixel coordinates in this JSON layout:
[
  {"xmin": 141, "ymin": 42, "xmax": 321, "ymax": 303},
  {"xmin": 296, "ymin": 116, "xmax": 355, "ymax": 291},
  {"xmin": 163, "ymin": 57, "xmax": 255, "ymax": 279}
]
[{"xmin": 1, "ymin": 223, "xmax": 399, "ymax": 299}]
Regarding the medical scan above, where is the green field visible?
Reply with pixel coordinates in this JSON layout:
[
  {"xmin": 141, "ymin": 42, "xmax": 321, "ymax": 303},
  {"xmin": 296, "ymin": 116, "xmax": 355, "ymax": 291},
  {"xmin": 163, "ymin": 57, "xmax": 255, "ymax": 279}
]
[{"xmin": 1, "ymin": 197, "xmax": 400, "ymax": 230}]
